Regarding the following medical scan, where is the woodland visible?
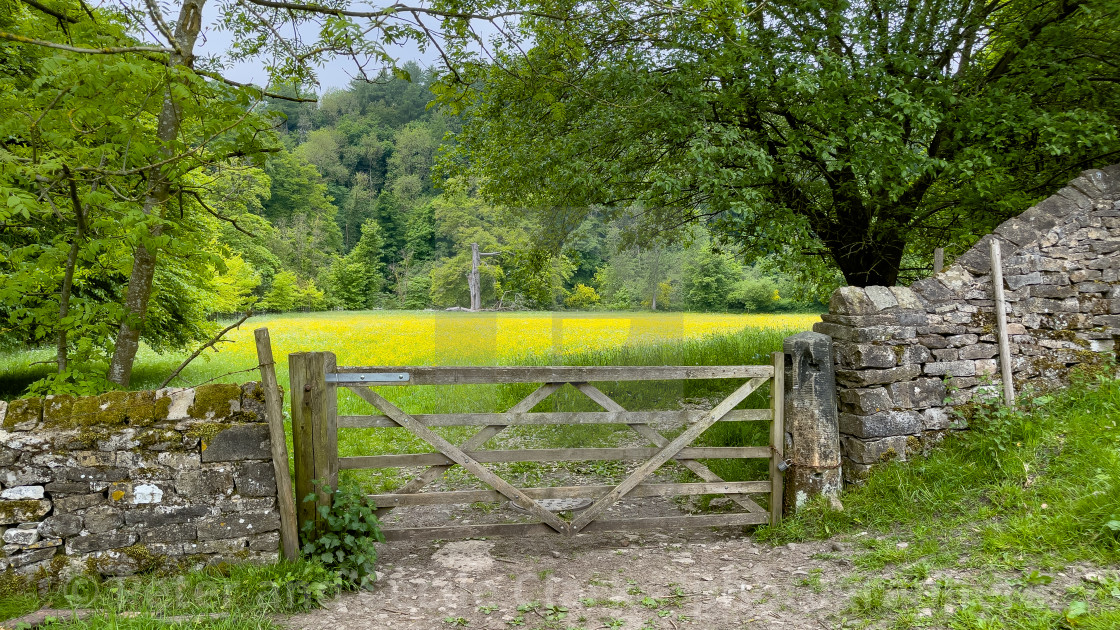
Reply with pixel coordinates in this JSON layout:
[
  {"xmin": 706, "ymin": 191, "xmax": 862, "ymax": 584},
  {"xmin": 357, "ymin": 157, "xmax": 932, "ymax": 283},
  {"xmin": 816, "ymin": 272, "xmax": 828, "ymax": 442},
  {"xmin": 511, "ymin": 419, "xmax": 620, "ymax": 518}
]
[{"xmin": 1, "ymin": 0, "xmax": 1118, "ymax": 395}]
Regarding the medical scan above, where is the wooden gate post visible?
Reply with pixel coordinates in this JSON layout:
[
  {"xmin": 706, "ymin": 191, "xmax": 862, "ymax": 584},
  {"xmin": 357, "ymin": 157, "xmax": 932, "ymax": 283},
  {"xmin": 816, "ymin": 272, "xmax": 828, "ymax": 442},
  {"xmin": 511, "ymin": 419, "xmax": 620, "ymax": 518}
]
[
  {"xmin": 782, "ymin": 331, "xmax": 842, "ymax": 513},
  {"xmin": 769, "ymin": 351, "xmax": 786, "ymax": 526},
  {"xmin": 289, "ymin": 351, "xmax": 339, "ymax": 534}
]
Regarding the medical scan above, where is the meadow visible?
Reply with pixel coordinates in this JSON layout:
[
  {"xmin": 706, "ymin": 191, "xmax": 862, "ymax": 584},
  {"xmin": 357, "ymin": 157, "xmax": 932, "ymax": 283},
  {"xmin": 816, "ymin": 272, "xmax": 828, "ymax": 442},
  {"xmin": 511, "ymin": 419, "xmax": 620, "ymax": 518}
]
[{"xmin": 1, "ymin": 311, "xmax": 821, "ymax": 492}]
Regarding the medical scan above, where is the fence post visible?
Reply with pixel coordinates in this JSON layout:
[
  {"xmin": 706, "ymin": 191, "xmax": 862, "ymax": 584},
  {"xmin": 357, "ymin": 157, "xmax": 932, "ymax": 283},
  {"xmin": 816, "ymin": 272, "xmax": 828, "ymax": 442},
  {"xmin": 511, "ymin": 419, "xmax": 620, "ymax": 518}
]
[
  {"xmin": 288, "ymin": 353, "xmax": 314, "ymax": 531},
  {"xmin": 782, "ymin": 331, "xmax": 842, "ymax": 513},
  {"xmin": 769, "ymin": 351, "xmax": 785, "ymax": 526},
  {"xmin": 289, "ymin": 352, "xmax": 339, "ymax": 535},
  {"xmin": 254, "ymin": 328, "xmax": 300, "ymax": 560}
]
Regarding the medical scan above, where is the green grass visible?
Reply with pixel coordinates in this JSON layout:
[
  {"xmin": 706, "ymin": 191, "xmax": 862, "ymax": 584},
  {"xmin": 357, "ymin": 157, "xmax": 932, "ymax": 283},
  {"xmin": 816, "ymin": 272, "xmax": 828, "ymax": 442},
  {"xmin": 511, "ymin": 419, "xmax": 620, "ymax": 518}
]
[
  {"xmin": 0, "ymin": 559, "xmax": 342, "ymax": 628},
  {"xmin": 758, "ymin": 367, "xmax": 1120, "ymax": 627}
]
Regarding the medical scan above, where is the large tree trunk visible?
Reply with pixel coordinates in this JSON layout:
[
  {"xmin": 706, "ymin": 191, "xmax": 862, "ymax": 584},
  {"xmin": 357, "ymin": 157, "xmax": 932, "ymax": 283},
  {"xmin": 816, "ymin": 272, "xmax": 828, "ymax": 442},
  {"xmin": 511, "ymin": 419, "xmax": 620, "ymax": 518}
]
[
  {"xmin": 816, "ymin": 209, "xmax": 908, "ymax": 287},
  {"xmin": 107, "ymin": 0, "xmax": 206, "ymax": 386}
]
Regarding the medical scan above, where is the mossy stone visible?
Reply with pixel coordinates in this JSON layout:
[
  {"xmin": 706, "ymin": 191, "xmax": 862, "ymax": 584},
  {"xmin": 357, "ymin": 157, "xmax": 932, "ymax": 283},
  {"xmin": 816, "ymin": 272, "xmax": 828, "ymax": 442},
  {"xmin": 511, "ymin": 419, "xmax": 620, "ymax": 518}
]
[
  {"xmin": 42, "ymin": 395, "xmax": 75, "ymax": 427},
  {"xmin": 3, "ymin": 398, "xmax": 42, "ymax": 430},
  {"xmin": 187, "ymin": 384, "xmax": 241, "ymax": 420},
  {"xmin": 69, "ymin": 391, "xmax": 165, "ymax": 428}
]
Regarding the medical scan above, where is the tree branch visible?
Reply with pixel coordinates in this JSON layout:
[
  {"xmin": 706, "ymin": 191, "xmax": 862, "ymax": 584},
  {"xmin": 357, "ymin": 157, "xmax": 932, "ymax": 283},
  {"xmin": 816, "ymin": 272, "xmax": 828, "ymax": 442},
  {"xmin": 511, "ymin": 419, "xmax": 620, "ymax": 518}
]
[
  {"xmin": 243, "ymin": 0, "xmax": 565, "ymax": 22},
  {"xmin": 184, "ymin": 189, "xmax": 257, "ymax": 237},
  {"xmin": 194, "ymin": 69, "xmax": 318, "ymax": 102},
  {"xmin": 0, "ymin": 30, "xmax": 174, "ymax": 53},
  {"xmin": 18, "ymin": 0, "xmax": 78, "ymax": 23},
  {"xmin": 159, "ymin": 312, "xmax": 253, "ymax": 388}
]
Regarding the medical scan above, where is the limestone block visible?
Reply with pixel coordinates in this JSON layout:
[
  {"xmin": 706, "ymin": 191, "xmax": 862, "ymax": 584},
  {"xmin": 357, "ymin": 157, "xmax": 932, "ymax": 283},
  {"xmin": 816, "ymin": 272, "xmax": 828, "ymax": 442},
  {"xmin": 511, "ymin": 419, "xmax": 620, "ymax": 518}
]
[
  {"xmin": 155, "ymin": 388, "xmax": 195, "ymax": 421},
  {"xmin": 932, "ymin": 348, "xmax": 958, "ymax": 361},
  {"xmin": 65, "ymin": 531, "xmax": 137, "ymax": 554},
  {"xmin": 249, "ymin": 532, "xmax": 280, "ymax": 552},
  {"xmin": 0, "ymin": 486, "xmax": 44, "ymax": 500},
  {"xmin": 62, "ymin": 466, "xmax": 128, "ymax": 483},
  {"xmin": 920, "ymin": 408, "xmax": 951, "ymax": 431},
  {"xmin": 864, "ymin": 286, "xmax": 899, "ymax": 311},
  {"xmin": 924, "ymin": 361, "xmax": 977, "ymax": 377},
  {"xmin": 3, "ymin": 398, "xmax": 41, "ymax": 431},
  {"xmin": 82, "ymin": 505, "xmax": 124, "ymax": 533},
  {"xmin": 137, "ymin": 523, "xmax": 196, "ymax": 544},
  {"xmin": 3, "ymin": 523, "xmax": 39, "ymax": 546},
  {"xmin": 124, "ymin": 505, "xmax": 210, "ymax": 527},
  {"xmin": 0, "ymin": 499, "xmax": 51, "ymax": 524},
  {"xmin": 911, "ymin": 277, "xmax": 954, "ymax": 303},
  {"xmin": 1005, "ymin": 272, "xmax": 1042, "ymax": 290},
  {"xmin": 233, "ymin": 462, "xmax": 276, "ymax": 498},
  {"xmin": 240, "ymin": 382, "xmax": 268, "ymax": 422},
  {"xmin": 186, "ymin": 384, "xmax": 242, "ymax": 421},
  {"xmin": 175, "ymin": 470, "xmax": 234, "ymax": 497},
  {"xmin": 947, "ymin": 334, "xmax": 979, "ymax": 347},
  {"xmin": 194, "ymin": 537, "xmax": 248, "ymax": 554},
  {"xmin": 196, "ymin": 512, "xmax": 280, "ymax": 540},
  {"xmin": 830, "ymin": 286, "xmax": 878, "ymax": 315},
  {"xmin": 960, "ymin": 344, "xmax": 998, "ymax": 360},
  {"xmin": 1, "ymin": 467, "xmax": 50, "ymax": 487},
  {"xmin": 215, "ymin": 497, "xmax": 275, "ymax": 513},
  {"xmin": 840, "ymin": 435, "xmax": 912, "ymax": 465},
  {"xmin": 838, "ymin": 388, "xmax": 893, "ymax": 415},
  {"xmin": 886, "ymin": 378, "xmax": 946, "ymax": 410},
  {"xmin": 38, "ymin": 514, "xmax": 82, "ymax": 539},
  {"xmin": 836, "ymin": 364, "xmax": 922, "ymax": 388},
  {"xmin": 890, "ymin": 286, "xmax": 923, "ymax": 309},
  {"xmin": 839, "ymin": 410, "xmax": 923, "ymax": 439},
  {"xmin": 899, "ymin": 344, "xmax": 931, "ymax": 365},
  {"xmin": 8, "ymin": 547, "xmax": 57, "ymax": 569},
  {"xmin": 108, "ymin": 482, "xmax": 165, "ymax": 505},
  {"xmin": 200, "ymin": 425, "xmax": 270, "ymax": 463},
  {"xmin": 835, "ymin": 342, "xmax": 897, "ymax": 369},
  {"xmin": 1031, "ymin": 285, "xmax": 1076, "ymax": 299},
  {"xmin": 52, "ymin": 493, "xmax": 103, "ymax": 513}
]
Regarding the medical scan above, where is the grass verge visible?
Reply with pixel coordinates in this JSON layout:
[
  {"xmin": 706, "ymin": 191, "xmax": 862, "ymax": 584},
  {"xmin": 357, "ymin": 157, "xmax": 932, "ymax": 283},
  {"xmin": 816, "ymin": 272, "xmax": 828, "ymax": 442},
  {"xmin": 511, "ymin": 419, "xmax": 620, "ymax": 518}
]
[{"xmin": 758, "ymin": 367, "xmax": 1120, "ymax": 627}]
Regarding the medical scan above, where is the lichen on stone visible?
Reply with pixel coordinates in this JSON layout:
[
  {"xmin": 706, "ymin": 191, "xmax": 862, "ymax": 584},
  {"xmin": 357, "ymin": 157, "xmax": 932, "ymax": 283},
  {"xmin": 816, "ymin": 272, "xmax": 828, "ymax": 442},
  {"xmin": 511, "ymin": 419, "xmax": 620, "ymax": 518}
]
[
  {"xmin": 66, "ymin": 391, "xmax": 165, "ymax": 428},
  {"xmin": 185, "ymin": 422, "xmax": 232, "ymax": 449},
  {"xmin": 3, "ymin": 397, "xmax": 42, "ymax": 429},
  {"xmin": 42, "ymin": 395, "xmax": 75, "ymax": 427},
  {"xmin": 186, "ymin": 384, "xmax": 241, "ymax": 420}
]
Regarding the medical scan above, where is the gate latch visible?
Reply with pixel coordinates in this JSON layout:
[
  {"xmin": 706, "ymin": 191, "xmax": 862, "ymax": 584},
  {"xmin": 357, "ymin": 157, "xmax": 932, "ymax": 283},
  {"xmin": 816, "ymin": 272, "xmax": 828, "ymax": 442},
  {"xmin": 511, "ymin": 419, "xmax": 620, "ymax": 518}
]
[
  {"xmin": 325, "ymin": 372, "xmax": 411, "ymax": 384},
  {"xmin": 777, "ymin": 458, "xmax": 792, "ymax": 472}
]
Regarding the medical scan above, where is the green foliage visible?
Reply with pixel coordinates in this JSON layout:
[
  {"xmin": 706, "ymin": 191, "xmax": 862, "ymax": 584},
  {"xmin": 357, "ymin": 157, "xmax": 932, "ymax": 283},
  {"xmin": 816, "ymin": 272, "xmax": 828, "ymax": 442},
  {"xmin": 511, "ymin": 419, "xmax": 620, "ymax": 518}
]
[
  {"xmin": 565, "ymin": 283, "xmax": 601, "ymax": 309},
  {"xmin": 443, "ymin": 0, "xmax": 1120, "ymax": 287},
  {"xmin": 262, "ymin": 271, "xmax": 298, "ymax": 312},
  {"xmin": 301, "ymin": 482, "xmax": 386, "ymax": 590}
]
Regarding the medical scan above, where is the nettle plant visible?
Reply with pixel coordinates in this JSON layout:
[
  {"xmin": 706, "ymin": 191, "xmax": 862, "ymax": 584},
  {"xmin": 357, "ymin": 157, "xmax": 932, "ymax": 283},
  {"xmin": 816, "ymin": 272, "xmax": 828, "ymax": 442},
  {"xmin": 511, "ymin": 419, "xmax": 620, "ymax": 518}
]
[{"xmin": 301, "ymin": 482, "xmax": 385, "ymax": 590}]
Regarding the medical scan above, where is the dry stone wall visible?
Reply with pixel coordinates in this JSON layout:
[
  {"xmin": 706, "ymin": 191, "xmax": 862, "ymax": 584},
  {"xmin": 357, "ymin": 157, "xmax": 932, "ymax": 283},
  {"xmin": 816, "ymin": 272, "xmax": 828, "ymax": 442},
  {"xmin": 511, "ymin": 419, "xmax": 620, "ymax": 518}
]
[
  {"xmin": 814, "ymin": 166, "xmax": 1120, "ymax": 484},
  {"xmin": 0, "ymin": 383, "xmax": 280, "ymax": 578}
]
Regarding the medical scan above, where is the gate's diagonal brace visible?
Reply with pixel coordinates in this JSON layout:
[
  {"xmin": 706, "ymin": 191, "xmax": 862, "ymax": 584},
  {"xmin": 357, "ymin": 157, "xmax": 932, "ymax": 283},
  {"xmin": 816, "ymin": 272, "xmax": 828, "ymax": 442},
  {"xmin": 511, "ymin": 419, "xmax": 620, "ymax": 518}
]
[
  {"xmin": 570, "ymin": 377, "xmax": 769, "ymax": 533},
  {"xmin": 573, "ymin": 383, "xmax": 767, "ymax": 515},
  {"xmin": 347, "ymin": 385, "xmax": 570, "ymax": 534},
  {"xmin": 383, "ymin": 383, "xmax": 562, "ymax": 502}
]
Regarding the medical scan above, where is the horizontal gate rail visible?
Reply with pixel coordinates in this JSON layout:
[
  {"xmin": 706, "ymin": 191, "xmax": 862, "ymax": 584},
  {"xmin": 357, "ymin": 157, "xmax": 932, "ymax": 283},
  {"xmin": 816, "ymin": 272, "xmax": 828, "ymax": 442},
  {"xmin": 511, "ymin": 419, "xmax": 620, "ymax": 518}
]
[
  {"xmin": 338, "ymin": 408, "xmax": 770, "ymax": 428},
  {"xmin": 340, "ymin": 446, "xmax": 770, "ymax": 469},
  {"xmin": 331, "ymin": 364, "xmax": 772, "ymax": 385},
  {"xmin": 366, "ymin": 481, "xmax": 771, "ymax": 507},
  {"xmin": 289, "ymin": 352, "xmax": 786, "ymax": 540},
  {"xmin": 380, "ymin": 512, "xmax": 772, "ymax": 542}
]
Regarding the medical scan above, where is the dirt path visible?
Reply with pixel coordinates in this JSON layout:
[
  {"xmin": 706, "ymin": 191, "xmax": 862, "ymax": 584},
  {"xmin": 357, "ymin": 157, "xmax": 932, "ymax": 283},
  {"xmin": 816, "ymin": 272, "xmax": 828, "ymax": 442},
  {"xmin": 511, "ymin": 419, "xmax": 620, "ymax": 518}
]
[{"xmin": 278, "ymin": 525, "xmax": 1098, "ymax": 630}]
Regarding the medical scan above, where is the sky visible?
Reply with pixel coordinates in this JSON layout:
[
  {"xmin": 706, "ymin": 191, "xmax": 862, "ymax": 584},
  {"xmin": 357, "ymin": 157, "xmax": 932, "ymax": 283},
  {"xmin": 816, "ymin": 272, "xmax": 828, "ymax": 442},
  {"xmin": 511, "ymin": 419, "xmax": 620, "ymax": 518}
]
[{"xmin": 194, "ymin": 1, "xmax": 440, "ymax": 94}]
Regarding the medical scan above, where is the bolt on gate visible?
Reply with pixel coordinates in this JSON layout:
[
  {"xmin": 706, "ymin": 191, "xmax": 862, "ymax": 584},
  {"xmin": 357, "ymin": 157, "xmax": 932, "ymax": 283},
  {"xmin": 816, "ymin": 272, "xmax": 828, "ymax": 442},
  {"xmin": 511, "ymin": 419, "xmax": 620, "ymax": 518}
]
[{"xmin": 289, "ymin": 352, "xmax": 786, "ymax": 540}]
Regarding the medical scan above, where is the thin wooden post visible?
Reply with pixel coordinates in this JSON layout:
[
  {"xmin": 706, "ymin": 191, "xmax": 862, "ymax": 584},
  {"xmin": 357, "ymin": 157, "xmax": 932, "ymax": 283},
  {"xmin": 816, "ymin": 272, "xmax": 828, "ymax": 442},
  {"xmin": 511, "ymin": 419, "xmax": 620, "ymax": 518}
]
[
  {"xmin": 769, "ymin": 351, "xmax": 785, "ymax": 526},
  {"xmin": 989, "ymin": 241, "xmax": 1016, "ymax": 407},
  {"xmin": 288, "ymin": 353, "xmax": 315, "ymax": 531},
  {"xmin": 933, "ymin": 247, "xmax": 945, "ymax": 275},
  {"xmin": 254, "ymin": 328, "xmax": 300, "ymax": 560}
]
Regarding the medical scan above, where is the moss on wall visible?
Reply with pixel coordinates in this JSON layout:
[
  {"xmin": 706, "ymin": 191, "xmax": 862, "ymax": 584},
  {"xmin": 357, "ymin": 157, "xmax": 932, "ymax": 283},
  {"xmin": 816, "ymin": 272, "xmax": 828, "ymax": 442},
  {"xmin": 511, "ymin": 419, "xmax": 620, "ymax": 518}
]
[
  {"xmin": 3, "ymin": 398, "xmax": 41, "ymax": 429},
  {"xmin": 186, "ymin": 384, "xmax": 241, "ymax": 420}
]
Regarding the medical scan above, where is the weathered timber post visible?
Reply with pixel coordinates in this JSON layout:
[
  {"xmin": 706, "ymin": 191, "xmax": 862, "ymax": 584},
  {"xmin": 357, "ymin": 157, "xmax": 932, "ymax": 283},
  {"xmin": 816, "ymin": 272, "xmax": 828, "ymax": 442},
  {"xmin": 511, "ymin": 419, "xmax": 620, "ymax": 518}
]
[
  {"xmin": 782, "ymin": 331, "xmax": 842, "ymax": 513},
  {"xmin": 289, "ymin": 351, "xmax": 338, "ymax": 534}
]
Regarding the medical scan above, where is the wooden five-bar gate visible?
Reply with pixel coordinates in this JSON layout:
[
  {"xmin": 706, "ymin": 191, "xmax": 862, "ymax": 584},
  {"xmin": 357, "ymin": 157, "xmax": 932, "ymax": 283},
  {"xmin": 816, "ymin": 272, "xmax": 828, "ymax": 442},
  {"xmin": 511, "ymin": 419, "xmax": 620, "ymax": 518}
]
[{"xmin": 289, "ymin": 352, "xmax": 785, "ymax": 541}]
